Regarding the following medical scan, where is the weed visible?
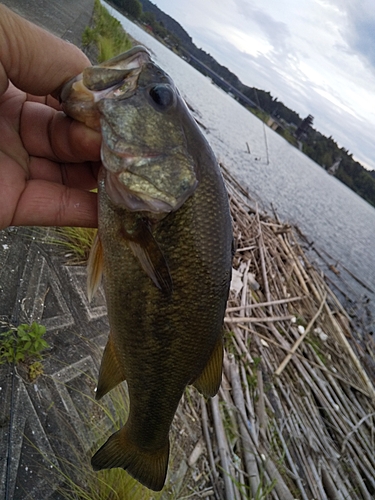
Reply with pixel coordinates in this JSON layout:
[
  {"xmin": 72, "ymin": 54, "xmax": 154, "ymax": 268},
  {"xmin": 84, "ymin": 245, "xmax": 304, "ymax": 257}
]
[
  {"xmin": 252, "ymin": 356, "xmax": 262, "ymax": 370},
  {"xmin": 254, "ymin": 472, "xmax": 277, "ymax": 500},
  {"xmin": 0, "ymin": 322, "xmax": 49, "ymax": 365},
  {"xmin": 46, "ymin": 227, "xmax": 97, "ymax": 265},
  {"xmin": 306, "ymin": 336, "xmax": 327, "ymax": 364},
  {"xmin": 29, "ymin": 361, "xmax": 45, "ymax": 381},
  {"xmin": 28, "ymin": 360, "xmax": 181, "ymax": 499},
  {"xmin": 83, "ymin": 0, "xmax": 132, "ymax": 62},
  {"xmin": 82, "ymin": 26, "xmax": 96, "ymax": 46}
]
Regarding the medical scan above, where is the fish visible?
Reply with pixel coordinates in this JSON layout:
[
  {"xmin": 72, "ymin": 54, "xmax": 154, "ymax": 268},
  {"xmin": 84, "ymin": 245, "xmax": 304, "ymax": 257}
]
[{"xmin": 61, "ymin": 46, "xmax": 233, "ymax": 491}]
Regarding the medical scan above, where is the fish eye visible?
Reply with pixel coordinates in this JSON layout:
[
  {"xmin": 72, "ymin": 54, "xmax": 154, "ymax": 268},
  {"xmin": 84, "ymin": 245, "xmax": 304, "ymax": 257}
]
[{"xmin": 149, "ymin": 84, "xmax": 174, "ymax": 109}]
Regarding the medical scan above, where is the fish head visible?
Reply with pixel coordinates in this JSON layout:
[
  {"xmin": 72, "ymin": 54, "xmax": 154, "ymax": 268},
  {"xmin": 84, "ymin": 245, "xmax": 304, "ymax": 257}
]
[{"xmin": 61, "ymin": 46, "xmax": 199, "ymax": 215}]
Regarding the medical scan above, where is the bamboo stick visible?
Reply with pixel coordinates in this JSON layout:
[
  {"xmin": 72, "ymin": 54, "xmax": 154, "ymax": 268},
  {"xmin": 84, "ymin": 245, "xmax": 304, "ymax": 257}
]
[
  {"xmin": 324, "ymin": 303, "xmax": 375, "ymax": 399},
  {"xmin": 226, "ymin": 295, "xmax": 303, "ymax": 312},
  {"xmin": 228, "ymin": 360, "xmax": 260, "ymax": 495},
  {"xmin": 200, "ymin": 397, "xmax": 220, "ymax": 486},
  {"xmin": 321, "ymin": 468, "xmax": 343, "ymax": 500},
  {"xmin": 257, "ymin": 449, "xmax": 295, "ymax": 500},
  {"xmin": 225, "ymin": 315, "xmax": 295, "ymax": 324},
  {"xmin": 192, "ymin": 162, "xmax": 375, "ymax": 499},
  {"xmin": 211, "ymin": 396, "xmax": 236, "ymax": 500},
  {"xmin": 275, "ymin": 292, "xmax": 327, "ymax": 375}
]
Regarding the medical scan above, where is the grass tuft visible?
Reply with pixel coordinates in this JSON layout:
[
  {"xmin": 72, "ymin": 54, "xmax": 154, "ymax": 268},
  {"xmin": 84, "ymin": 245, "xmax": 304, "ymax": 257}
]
[
  {"xmin": 83, "ymin": 0, "xmax": 133, "ymax": 62},
  {"xmin": 46, "ymin": 227, "xmax": 97, "ymax": 265}
]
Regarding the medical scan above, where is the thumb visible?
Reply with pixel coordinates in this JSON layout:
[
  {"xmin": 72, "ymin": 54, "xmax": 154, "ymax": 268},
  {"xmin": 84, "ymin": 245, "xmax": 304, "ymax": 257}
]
[{"xmin": 0, "ymin": 4, "xmax": 90, "ymax": 97}]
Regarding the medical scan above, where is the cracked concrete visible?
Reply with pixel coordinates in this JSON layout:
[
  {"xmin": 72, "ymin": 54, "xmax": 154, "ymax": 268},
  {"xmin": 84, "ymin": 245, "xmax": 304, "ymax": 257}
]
[{"xmin": 0, "ymin": 227, "xmax": 110, "ymax": 499}]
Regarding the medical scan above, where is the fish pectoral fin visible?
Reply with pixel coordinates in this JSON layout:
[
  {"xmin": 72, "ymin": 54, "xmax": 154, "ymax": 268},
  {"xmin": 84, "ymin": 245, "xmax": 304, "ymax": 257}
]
[
  {"xmin": 91, "ymin": 426, "xmax": 169, "ymax": 492},
  {"xmin": 96, "ymin": 334, "xmax": 126, "ymax": 400},
  {"xmin": 193, "ymin": 336, "xmax": 223, "ymax": 398},
  {"xmin": 87, "ymin": 232, "xmax": 103, "ymax": 302},
  {"xmin": 125, "ymin": 220, "xmax": 173, "ymax": 296}
]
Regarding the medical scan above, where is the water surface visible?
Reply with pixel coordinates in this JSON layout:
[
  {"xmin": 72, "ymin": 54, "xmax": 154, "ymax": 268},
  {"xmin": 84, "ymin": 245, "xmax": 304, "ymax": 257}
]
[{"xmin": 103, "ymin": 2, "xmax": 375, "ymax": 321}]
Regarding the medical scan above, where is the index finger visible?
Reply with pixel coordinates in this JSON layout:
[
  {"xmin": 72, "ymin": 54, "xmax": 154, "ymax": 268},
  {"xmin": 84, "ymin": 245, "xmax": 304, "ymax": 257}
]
[
  {"xmin": 21, "ymin": 101, "xmax": 101, "ymax": 163},
  {"xmin": 0, "ymin": 4, "xmax": 90, "ymax": 97}
]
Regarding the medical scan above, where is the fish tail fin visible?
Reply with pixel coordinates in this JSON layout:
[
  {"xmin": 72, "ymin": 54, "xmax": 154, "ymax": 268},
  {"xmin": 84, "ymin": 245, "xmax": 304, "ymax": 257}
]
[{"xmin": 91, "ymin": 427, "xmax": 169, "ymax": 491}]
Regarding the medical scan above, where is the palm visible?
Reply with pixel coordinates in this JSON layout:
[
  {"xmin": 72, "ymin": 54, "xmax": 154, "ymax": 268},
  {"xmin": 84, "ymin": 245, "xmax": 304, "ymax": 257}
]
[{"xmin": 0, "ymin": 84, "xmax": 101, "ymax": 229}]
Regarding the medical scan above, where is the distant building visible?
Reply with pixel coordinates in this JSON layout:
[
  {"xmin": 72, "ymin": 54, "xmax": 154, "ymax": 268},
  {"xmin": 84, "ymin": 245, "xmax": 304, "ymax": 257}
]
[
  {"xmin": 267, "ymin": 117, "xmax": 282, "ymax": 133},
  {"xmin": 295, "ymin": 114, "xmax": 314, "ymax": 139},
  {"xmin": 328, "ymin": 157, "xmax": 342, "ymax": 175}
]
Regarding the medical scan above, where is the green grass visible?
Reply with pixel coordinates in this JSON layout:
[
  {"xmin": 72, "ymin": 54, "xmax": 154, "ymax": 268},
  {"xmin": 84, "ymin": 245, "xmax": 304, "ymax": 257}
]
[
  {"xmin": 0, "ymin": 322, "xmax": 49, "ymax": 365},
  {"xmin": 83, "ymin": 0, "xmax": 133, "ymax": 62},
  {"xmin": 26, "ymin": 341, "xmax": 181, "ymax": 499},
  {"xmin": 45, "ymin": 227, "xmax": 96, "ymax": 265},
  {"xmin": 28, "ymin": 374, "xmax": 170, "ymax": 499},
  {"xmin": 0, "ymin": 321, "xmax": 49, "ymax": 381}
]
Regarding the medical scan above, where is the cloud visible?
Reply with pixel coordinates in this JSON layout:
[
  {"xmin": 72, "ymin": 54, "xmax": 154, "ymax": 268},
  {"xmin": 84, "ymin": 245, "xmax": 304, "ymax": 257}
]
[
  {"xmin": 233, "ymin": 0, "xmax": 291, "ymax": 54},
  {"xmin": 151, "ymin": 0, "xmax": 375, "ymax": 170},
  {"xmin": 349, "ymin": 18, "xmax": 375, "ymax": 70},
  {"xmin": 326, "ymin": 0, "xmax": 375, "ymax": 72}
]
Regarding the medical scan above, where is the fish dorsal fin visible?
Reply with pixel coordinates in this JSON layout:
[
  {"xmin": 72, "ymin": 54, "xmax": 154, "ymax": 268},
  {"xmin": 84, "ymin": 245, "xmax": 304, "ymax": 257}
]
[
  {"xmin": 124, "ymin": 218, "xmax": 173, "ymax": 296},
  {"xmin": 87, "ymin": 232, "xmax": 103, "ymax": 303},
  {"xmin": 96, "ymin": 333, "xmax": 127, "ymax": 400},
  {"xmin": 193, "ymin": 336, "xmax": 223, "ymax": 398}
]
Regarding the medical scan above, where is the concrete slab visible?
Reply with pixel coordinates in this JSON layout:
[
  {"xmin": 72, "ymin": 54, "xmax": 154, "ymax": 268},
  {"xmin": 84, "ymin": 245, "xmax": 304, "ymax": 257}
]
[
  {"xmin": 1, "ymin": 0, "xmax": 95, "ymax": 45},
  {"xmin": 0, "ymin": 226, "xmax": 110, "ymax": 499},
  {"xmin": 0, "ymin": 5, "xmax": 102, "ymax": 496}
]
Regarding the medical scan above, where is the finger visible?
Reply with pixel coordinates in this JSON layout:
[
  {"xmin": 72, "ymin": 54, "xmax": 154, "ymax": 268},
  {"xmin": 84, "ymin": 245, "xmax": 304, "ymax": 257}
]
[
  {"xmin": 0, "ymin": 5, "xmax": 90, "ymax": 97},
  {"xmin": 11, "ymin": 179, "xmax": 98, "ymax": 228},
  {"xmin": 28, "ymin": 156, "xmax": 100, "ymax": 190},
  {"xmin": 0, "ymin": 151, "xmax": 26, "ymax": 229},
  {"xmin": 26, "ymin": 93, "xmax": 61, "ymax": 111},
  {"xmin": 20, "ymin": 101, "xmax": 101, "ymax": 163}
]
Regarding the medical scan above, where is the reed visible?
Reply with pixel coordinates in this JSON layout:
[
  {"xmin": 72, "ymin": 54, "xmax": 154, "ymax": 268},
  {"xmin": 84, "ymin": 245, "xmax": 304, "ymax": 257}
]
[{"xmin": 194, "ymin": 163, "xmax": 375, "ymax": 498}]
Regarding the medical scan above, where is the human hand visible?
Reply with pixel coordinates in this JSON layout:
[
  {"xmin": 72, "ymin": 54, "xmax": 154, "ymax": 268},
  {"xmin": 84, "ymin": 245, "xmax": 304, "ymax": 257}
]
[{"xmin": 0, "ymin": 5, "xmax": 101, "ymax": 230}]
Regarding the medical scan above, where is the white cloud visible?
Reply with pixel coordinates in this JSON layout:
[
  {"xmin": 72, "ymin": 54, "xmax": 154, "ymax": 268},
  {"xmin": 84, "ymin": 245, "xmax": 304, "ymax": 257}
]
[{"xmin": 151, "ymin": 0, "xmax": 375, "ymax": 170}]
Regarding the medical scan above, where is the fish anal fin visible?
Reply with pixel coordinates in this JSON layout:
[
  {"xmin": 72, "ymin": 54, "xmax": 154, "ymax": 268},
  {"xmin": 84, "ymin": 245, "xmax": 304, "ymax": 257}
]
[
  {"xmin": 193, "ymin": 336, "xmax": 223, "ymax": 397},
  {"xmin": 123, "ymin": 219, "xmax": 172, "ymax": 296},
  {"xmin": 87, "ymin": 231, "xmax": 103, "ymax": 302},
  {"xmin": 91, "ymin": 426, "xmax": 169, "ymax": 491},
  {"xmin": 96, "ymin": 334, "xmax": 126, "ymax": 400}
]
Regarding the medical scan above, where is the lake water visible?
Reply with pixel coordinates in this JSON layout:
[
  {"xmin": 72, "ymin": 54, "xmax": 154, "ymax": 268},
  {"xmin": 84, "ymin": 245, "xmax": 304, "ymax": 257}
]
[{"xmin": 102, "ymin": 2, "xmax": 375, "ymax": 325}]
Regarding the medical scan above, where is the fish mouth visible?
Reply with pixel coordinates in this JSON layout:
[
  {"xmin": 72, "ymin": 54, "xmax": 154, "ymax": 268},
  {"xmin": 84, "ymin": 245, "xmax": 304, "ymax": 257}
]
[
  {"xmin": 101, "ymin": 139, "xmax": 198, "ymax": 215},
  {"xmin": 60, "ymin": 46, "xmax": 151, "ymax": 128},
  {"xmin": 104, "ymin": 169, "xmax": 178, "ymax": 214}
]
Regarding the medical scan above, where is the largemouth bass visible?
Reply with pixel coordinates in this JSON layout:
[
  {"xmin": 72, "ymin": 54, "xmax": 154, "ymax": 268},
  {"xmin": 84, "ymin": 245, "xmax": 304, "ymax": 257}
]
[{"xmin": 61, "ymin": 46, "xmax": 233, "ymax": 491}]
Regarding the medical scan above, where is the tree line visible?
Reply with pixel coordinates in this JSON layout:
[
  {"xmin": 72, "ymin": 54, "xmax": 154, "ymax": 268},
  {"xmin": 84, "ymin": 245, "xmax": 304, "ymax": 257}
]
[{"xmin": 110, "ymin": 0, "xmax": 375, "ymax": 208}]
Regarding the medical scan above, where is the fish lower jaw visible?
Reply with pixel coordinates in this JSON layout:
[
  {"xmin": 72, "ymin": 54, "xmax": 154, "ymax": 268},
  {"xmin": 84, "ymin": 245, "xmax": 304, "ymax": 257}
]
[{"xmin": 104, "ymin": 169, "xmax": 175, "ymax": 214}]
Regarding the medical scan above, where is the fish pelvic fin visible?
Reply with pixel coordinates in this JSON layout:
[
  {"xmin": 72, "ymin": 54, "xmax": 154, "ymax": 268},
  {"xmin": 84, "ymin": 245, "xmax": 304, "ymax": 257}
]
[
  {"xmin": 96, "ymin": 334, "xmax": 126, "ymax": 400},
  {"xmin": 91, "ymin": 426, "xmax": 169, "ymax": 492},
  {"xmin": 87, "ymin": 232, "xmax": 103, "ymax": 302},
  {"xmin": 193, "ymin": 335, "xmax": 223, "ymax": 397},
  {"xmin": 124, "ymin": 218, "xmax": 173, "ymax": 296}
]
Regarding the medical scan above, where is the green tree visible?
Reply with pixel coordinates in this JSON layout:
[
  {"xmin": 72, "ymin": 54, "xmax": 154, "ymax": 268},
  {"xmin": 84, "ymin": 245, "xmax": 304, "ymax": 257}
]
[
  {"xmin": 141, "ymin": 11, "xmax": 156, "ymax": 25},
  {"xmin": 113, "ymin": 0, "xmax": 142, "ymax": 19}
]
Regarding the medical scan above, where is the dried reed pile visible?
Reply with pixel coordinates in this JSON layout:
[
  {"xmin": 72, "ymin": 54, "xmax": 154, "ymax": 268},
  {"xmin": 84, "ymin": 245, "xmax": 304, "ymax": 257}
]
[{"xmin": 193, "ymin": 165, "xmax": 375, "ymax": 500}]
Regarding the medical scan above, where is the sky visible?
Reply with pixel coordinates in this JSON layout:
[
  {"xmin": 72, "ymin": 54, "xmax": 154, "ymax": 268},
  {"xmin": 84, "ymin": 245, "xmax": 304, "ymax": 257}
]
[{"xmin": 150, "ymin": 0, "xmax": 375, "ymax": 171}]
